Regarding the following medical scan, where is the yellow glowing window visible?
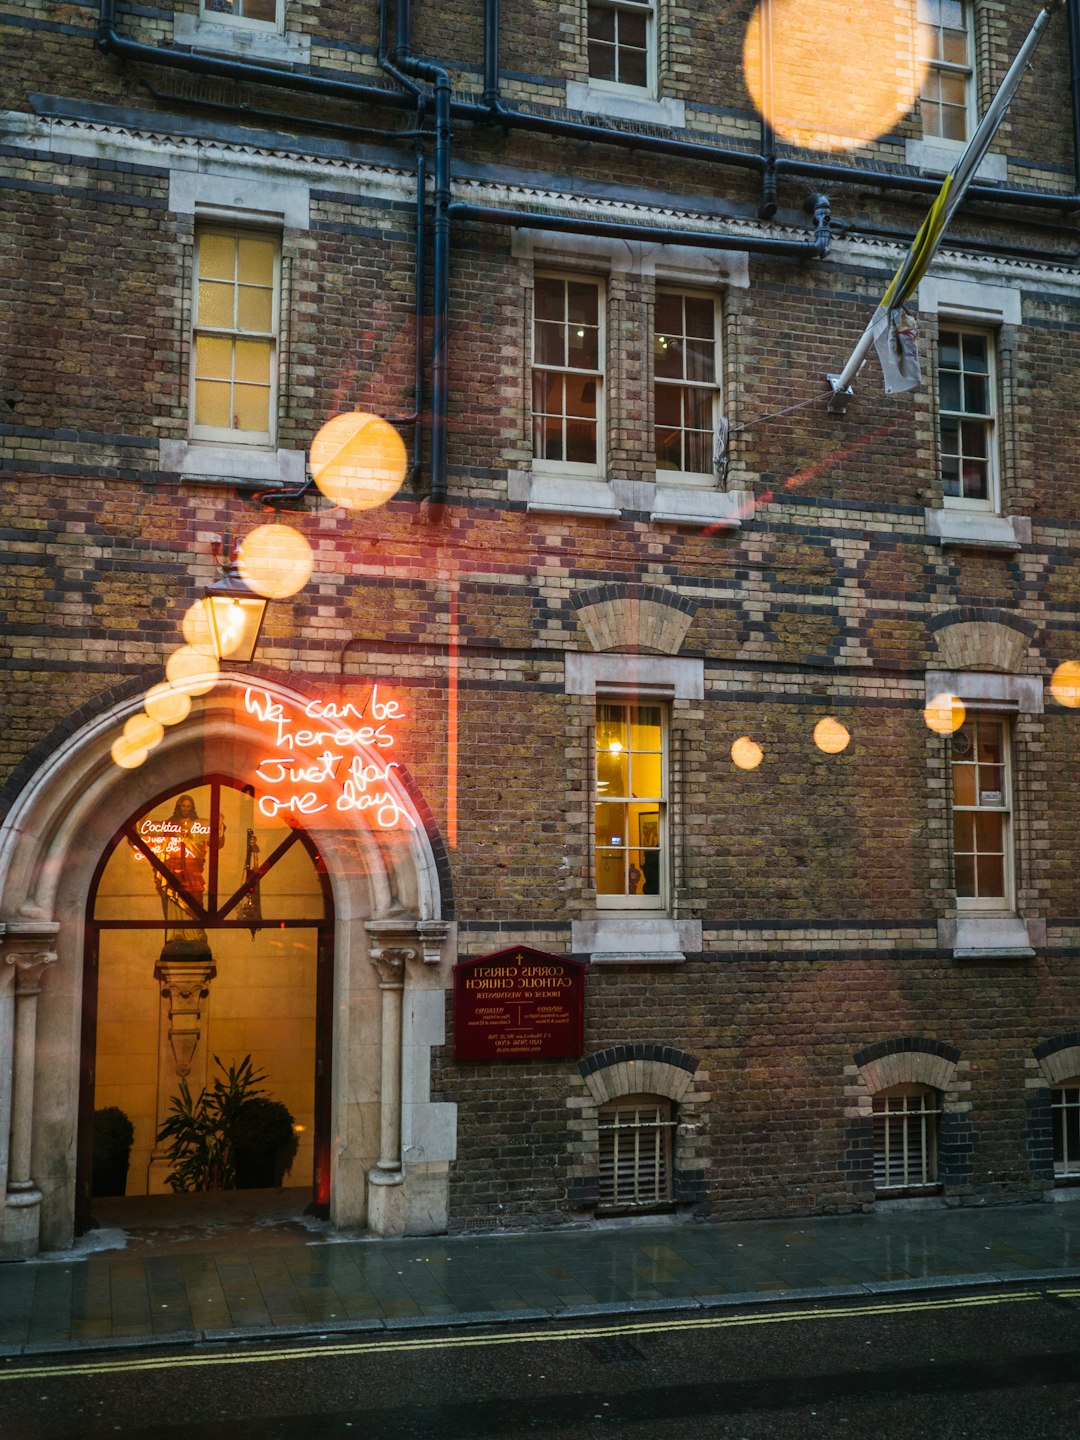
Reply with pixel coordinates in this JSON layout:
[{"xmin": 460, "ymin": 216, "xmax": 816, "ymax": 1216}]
[
  {"xmin": 918, "ymin": 0, "xmax": 972, "ymax": 143},
  {"xmin": 595, "ymin": 701, "xmax": 666, "ymax": 909},
  {"xmin": 192, "ymin": 229, "xmax": 279, "ymax": 444},
  {"xmin": 950, "ymin": 715, "xmax": 1012, "ymax": 910}
]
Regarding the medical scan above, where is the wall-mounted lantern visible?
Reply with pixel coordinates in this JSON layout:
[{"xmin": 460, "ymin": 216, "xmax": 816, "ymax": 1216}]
[{"xmin": 201, "ymin": 563, "xmax": 268, "ymax": 663}]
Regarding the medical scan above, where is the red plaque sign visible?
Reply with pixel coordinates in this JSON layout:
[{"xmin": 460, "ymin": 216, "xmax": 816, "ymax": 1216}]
[{"xmin": 454, "ymin": 946, "xmax": 585, "ymax": 1061}]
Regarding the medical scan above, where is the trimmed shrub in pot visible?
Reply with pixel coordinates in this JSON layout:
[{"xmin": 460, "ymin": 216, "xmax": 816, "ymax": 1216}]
[{"xmin": 92, "ymin": 1107, "xmax": 135, "ymax": 1197}]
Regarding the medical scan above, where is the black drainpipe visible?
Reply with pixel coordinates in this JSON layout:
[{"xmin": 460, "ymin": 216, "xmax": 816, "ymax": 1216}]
[
  {"xmin": 758, "ymin": 0, "xmax": 778, "ymax": 220},
  {"xmin": 448, "ymin": 201, "xmax": 831, "ymax": 259},
  {"xmin": 1069, "ymin": 0, "xmax": 1080, "ymax": 190},
  {"xmin": 386, "ymin": 0, "xmax": 452, "ymax": 508},
  {"xmin": 482, "ymin": 0, "xmax": 507, "ymax": 114}
]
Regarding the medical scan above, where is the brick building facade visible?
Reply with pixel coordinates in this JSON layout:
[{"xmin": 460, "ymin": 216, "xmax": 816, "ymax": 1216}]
[{"xmin": 3, "ymin": 0, "xmax": 1080, "ymax": 1257}]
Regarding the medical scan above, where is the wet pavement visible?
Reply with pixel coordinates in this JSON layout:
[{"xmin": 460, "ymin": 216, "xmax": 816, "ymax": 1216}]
[{"xmin": 3, "ymin": 1194, "xmax": 1080, "ymax": 1357}]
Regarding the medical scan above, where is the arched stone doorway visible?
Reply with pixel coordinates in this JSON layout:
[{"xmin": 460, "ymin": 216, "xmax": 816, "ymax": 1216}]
[
  {"xmin": 77, "ymin": 774, "xmax": 334, "ymax": 1231},
  {"xmin": 0, "ymin": 674, "xmax": 454, "ymax": 1257}
]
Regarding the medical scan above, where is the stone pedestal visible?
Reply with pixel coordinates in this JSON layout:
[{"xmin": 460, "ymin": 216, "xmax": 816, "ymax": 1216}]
[{"xmin": 147, "ymin": 945, "xmax": 216, "ymax": 1195}]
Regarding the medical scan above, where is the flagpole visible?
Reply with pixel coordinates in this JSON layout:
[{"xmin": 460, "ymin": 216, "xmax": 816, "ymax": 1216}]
[{"xmin": 828, "ymin": 2, "xmax": 1060, "ymax": 401}]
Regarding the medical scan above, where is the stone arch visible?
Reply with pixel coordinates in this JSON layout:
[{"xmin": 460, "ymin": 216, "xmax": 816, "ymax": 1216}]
[
  {"xmin": 0, "ymin": 672, "xmax": 454, "ymax": 1255},
  {"xmin": 929, "ymin": 611, "xmax": 1036, "ymax": 673},
  {"xmin": 567, "ymin": 1043, "xmax": 710, "ymax": 1213},
  {"xmin": 853, "ymin": 1037, "xmax": 961, "ymax": 1095},
  {"xmin": 572, "ymin": 584, "xmax": 696, "ymax": 655},
  {"xmin": 1033, "ymin": 1033, "xmax": 1080, "ymax": 1087}
]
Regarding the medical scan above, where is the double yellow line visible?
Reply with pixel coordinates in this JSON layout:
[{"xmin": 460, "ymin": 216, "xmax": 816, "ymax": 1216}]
[{"xmin": 0, "ymin": 1287, "xmax": 1054, "ymax": 1383}]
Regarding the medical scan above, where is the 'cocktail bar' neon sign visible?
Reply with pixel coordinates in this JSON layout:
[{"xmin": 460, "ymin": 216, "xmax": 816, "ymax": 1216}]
[{"xmin": 244, "ymin": 686, "xmax": 415, "ymax": 828}]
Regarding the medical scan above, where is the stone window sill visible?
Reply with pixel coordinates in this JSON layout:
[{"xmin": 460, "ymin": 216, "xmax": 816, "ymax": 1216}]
[
  {"xmin": 160, "ymin": 439, "xmax": 307, "ymax": 489},
  {"xmin": 173, "ymin": 13, "xmax": 310, "ymax": 66},
  {"xmin": 905, "ymin": 138, "xmax": 1006, "ymax": 183},
  {"xmin": 509, "ymin": 471, "xmax": 751, "ymax": 528},
  {"xmin": 938, "ymin": 915, "xmax": 1043, "ymax": 960},
  {"xmin": 571, "ymin": 916, "xmax": 700, "ymax": 965},
  {"xmin": 925, "ymin": 509, "xmax": 1030, "ymax": 552},
  {"xmin": 565, "ymin": 81, "xmax": 685, "ymax": 129}
]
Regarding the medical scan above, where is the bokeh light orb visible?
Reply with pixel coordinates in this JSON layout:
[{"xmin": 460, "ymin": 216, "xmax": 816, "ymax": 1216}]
[
  {"xmin": 181, "ymin": 599, "xmax": 215, "ymax": 651},
  {"xmin": 123, "ymin": 714, "xmax": 164, "ymax": 752},
  {"xmin": 923, "ymin": 691, "xmax": 965, "ymax": 735},
  {"xmin": 813, "ymin": 717, "xmax": 851, "ymax": 754},
  {"xmin": 1051, "ymin": 661, "xmax": 1080, "ymax": 709},
  {"xmin": 743, "ymin": 0, "xmax": 926, "ymax": 153},
  {"xmin": 731, "ymin": 736, "xmax": 764, "ymax": 771},
  {"xmin": 111, "ymin": 735, "xmax": 148, "ymax": 770},
  {"xmin": 165, "ymin": 645, "xmax": 219, "ymax": 696},
  {"xmin": 310, "ymin": 412, "xmax": 408, "ymax": 511},
  {"xmin": 236, "ymin": 523, "xmax": 313, "ymax": 600},
  {"xmin": 144, "ymin": 681, "xmax": 192, "ymax": 727}
]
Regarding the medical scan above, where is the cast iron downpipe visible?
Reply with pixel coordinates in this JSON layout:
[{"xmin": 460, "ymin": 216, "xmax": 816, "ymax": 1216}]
[
  {"xmin": 758, "ymin": 0, "xmax": 778, "ymax": 219},
  {"xmin": 1070, "ymin": 0, "xmax": 1080, "ymax": 189},
  {"xmin": 482, "ymin": 0, "xmax": 507, "ymax": 114},
  {"xmin": 386, "ymin": 0, "xmax": 452, "ymax": 508},
  {"xmin": 447, "ymin": 198, "xmax": 831, "ymax": 259}
]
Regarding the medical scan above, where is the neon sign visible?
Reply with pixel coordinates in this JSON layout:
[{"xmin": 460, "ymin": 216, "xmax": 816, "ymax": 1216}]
[
  {"xmin": 244, "ymin": 686, "xmax": 415, "ymax": 828},
  {"xmin": 131, "ymin": 817, "xmax": 211, "ymax": 863}
]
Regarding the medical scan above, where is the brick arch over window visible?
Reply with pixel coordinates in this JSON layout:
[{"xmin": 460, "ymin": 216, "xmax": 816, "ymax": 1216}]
[
  {"xmin": 841, "ymin": 1038, "xmax": 972, "ymax": 1200},
  {"xmin": 1032, "ymin": 1033, "xmax": 1080, "ymax": 1087},
  {"xmin": 572, "ymin": 584, "xmax": 695, "ymax": 655},
  {"xmin": 929, "ymin": 610, "xmax": 1036, "ymax": 673},
  {"xmin": 567, "ymin": 1043, "xmax": 710, "ymax": 1213}
]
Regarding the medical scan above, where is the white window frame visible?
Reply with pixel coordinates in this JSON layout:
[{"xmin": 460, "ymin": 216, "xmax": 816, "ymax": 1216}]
[
  {"xmin": 653, "ymin": 288, "xmax": 721, "ymax": 489},
  {"xmin": 190, "ymin": 227, "xmax": 281, "ymax": 448},
  {"xmin": 531, "ymin": 271, "xmax": 606, "ymax": 479},
  {"xmin": 917, "ymin": 0, "xmax": 974, "ymax": 146},
  {"xmin": 872, "ymin": 1084, "xmax": 942, "ymax": 1195},
  {"xmin": 586, "ymin": 0, "xmax": 656, "ymax": 97},
  {"xmin": 950, "ymin": 711, "xmax": 1014, "ymax": 914},
  {"xmin": 1052, "ymin": 1080, "xmax": 1080, "ymax": 1184},
  {"xmin": 199, "ymin": 0, "xmax": 283, "ymax": 34},
  {"xmin": 937, "ymin": 324, "xmax": 998, "ymax": 514},
  {"xmin": 594, "ymin": 697, "xmax": 668, "ymax": 913},
  {"xmin": 597, "ymin": 1094, "xmax": 675, "ymax": 1210}
]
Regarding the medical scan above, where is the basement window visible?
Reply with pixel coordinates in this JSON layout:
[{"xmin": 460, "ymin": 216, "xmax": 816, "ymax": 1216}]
[
  {"xmin": 872, "ymin": 1085, "xmax": 942, "ymax": 1195},
  {"xmin": 597, "ymin": 1095, "xmax": 674, "ymax": 1211},
  {"xmin": 1052, "ymin": 1081, "xmax": 1080, "ymax": 1185}
]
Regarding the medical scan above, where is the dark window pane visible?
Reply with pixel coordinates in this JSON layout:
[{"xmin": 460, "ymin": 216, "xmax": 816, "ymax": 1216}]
[
  {"xmin": 654, "ymin": 385, "xmax": 682, "ymax": 426},
  {"xmin": 974, "ymin": 811, "xmax": 1004, "ymax": 852},
  {"xmin": 941, "ymin": 456, "xmax": 961, "ymax": 496},
  {"xmin": 684, "ymin": 337, "xmax": 714, "ymax": 383},
  {"xmin": 684, "ymin": 428, "xmax": 709, "ymax": 473},
  {"xmin": 620, "ymin": 12, "xmax": 647, "ymax": 46},
  {"xmin": 939, "ymin": 331, "xmax": 961, "ymax": 369},
  {"xmin": 654, "ymin": 293, "xmax": 681, "ymax": 334},
  {"xmin": 534, "ymin": 278, "xmax": 564, "ymax": 322},
  {"xmin": 954, "ymin": 853, "xmax": 976, "ymax": 896},
  {"xmin": 568, "ymin": 327, "xmax": 599, "ymax": 370},
  {"xmin": 565, "ymin": 418, "xmax": 597, "ymax": 463},
  {"xmin": 960, "ymin": 419, "xmax": 987, "ymax": 458},
  {"xmin": 534, "ymin": 321, "xmax": 564, "ymax": 367},
  {"xmin": 962, "ymin": 459, "xmax": 988, "ymax": 499},
  {"xmin": 939, "ymin": 372, "xmax": 962, "ymax": 411},
  {"xmin": 685, "ymin": 387, "xmax": 712, "ymax": 429},
  {"xmin": 953, "ymin": 811, "xmax": 974, "ymax": 852},
  {"xmin": 619, "ymin": 48, "xmax": 648, "ymax": 87},
  {"xmin": 976, "ymin": 853, "xmax": 1005, "ymax": 897},
  {"xmin": 565, "ymin": 375, "xmax": 597, "ymax": 419},
  {"xmin": 963, "ymin": 373, "xmax": 987, "ymax": 414},
  {"xmin": 684, "ymin": 296, "xmax": 714, "ymax": 338},
  {"xmin": 963, "ymin": 334, "xmax": 989, "ymax": 372},
  {"xmin": 654, "ymin": 336, "xmax": 682, "ymax": 379},
  {"xmin": 588, "ymin": 5, "xmax": 615, "ymax": 42},
  {"xmin": 940, "ymin": 416, "xmax": 960, "ymax": 453},
  {"xmin": 567, "ymin": 282, "xmax": 599, "ymax": 328}
]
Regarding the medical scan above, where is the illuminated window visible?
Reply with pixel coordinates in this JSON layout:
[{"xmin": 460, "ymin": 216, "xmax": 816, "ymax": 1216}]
[
  {"xmin": 918, "ymin": 0, "xmax": 972, "ymax": 142},
  {"xmin": 597, "ymin": 1095, "xmax": 674, "ymax": 1210},
  {"xmin": 587, "ymin": 0, "xmax": 654, "ymax": 92},
  {"xmin": 1052, "ymin": 1082, "xmax": 1080, "ymax": 1183},
  {"xmin": 191, "ymin": 229, "xmax": 280, "ymax": 445},
  {"xmin": 872, "ymin": 1085, "xmax": 941, "ymax": 1194},
  {"xmin": 938, "ymin": 327, "xmax": 997, "ymax": 510},
  {"xmin": 532, "ymin": 274, "xmax": 604, "ymax": 474},
  {"xmin": 201, "ymin": 0, "xmax": 282, "ymax": 29},
  {"xmin": 950, "ymin": 715, "xmax": 1012, "ymax": 911},
  {"xmin": 595, "ymin": 701, "xmax": 666, "ymax": 909},
  {"xmin": 654, "ymin": 290, "xmax": 720, "ymax": 483}
]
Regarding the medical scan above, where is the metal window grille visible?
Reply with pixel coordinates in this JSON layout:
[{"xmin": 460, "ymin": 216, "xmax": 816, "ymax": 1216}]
[
  {"xmin": 597, "ymin": 1096, "xmax": 674, "ymax": 1210},
  {"xmin": 917, "ymin": 0, "xmax": 972, "ymax": 142},
  {"xmin": 872, "ymin": 1087, "xmax": 941, "ymax": 1193},
  {"xmin": 1052, "ymin": 1084, "xmax": 1080, "ymax": 1180},
  {"xmin": 587, "ymin": 0, "xmax": 653, "ymax": 90}
]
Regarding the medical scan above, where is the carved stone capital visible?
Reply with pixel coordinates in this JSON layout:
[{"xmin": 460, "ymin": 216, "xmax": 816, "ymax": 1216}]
[
  {"xmin": 365, "ymin": 917, "xmax": 422, "ymax": 985},
  {"xmin": 3, "ymin": 914, "xmax": 60, "ymax": 994}
]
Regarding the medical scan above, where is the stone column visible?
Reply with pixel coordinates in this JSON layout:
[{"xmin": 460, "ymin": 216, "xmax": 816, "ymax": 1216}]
[
  {"xmin": 364, "ymin": 920, "xmax": 418, "ymax": 1237},
  {"xmin": 3, "ymin": 916, "xmax": 59, "ymax": 1257},
  {"xmin": 147, "ymin": 951, "xmax": 216, "ymax": 1194}
]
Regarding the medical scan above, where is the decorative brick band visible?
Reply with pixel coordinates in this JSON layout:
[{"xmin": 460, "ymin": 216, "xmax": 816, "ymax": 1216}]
[
  {"xmin": 578, "ymin": 1044, "xmax": 699, "ymax": 1107},
  {"xmin": 854, "ymin": 1037, "xmax": 961, "ymax": 1068},
  {"xmin": 853, "ymin": 1037, "xmax": 961, "ymax": 1096},
  {"xmin": 580, "ymin": 1043, "xmax": 698, "ymax": 1077}
]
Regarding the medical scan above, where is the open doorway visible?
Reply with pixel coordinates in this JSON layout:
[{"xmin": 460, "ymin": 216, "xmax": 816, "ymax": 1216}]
[{"xmin": 76, "ymin": 775, "xmax": 334, "ymax": 1234}]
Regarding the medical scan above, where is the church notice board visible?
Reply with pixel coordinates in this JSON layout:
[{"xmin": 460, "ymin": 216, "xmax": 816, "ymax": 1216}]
[{"xmin": 453, "ymin": 946, "xmax": 585, "ymax": 1061}]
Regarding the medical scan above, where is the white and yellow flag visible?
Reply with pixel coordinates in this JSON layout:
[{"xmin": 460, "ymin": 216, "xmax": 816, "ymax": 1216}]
[{"xmin": 831, "ymin": 1, "xmax": 1062, "ymax": 398}]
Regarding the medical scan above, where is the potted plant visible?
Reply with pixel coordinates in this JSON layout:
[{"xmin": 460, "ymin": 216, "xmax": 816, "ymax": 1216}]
[
  {"xmin": 233, "ymin": 1098, "xmax": 299, "ymax": 1189},
  {"xmin": 92, "ymin": 1107, "xmax": 135, "ymax": 1197},
  {"xmin": 157, "ymin": 1054, "xmax": 267, "ymax": 1192}
]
